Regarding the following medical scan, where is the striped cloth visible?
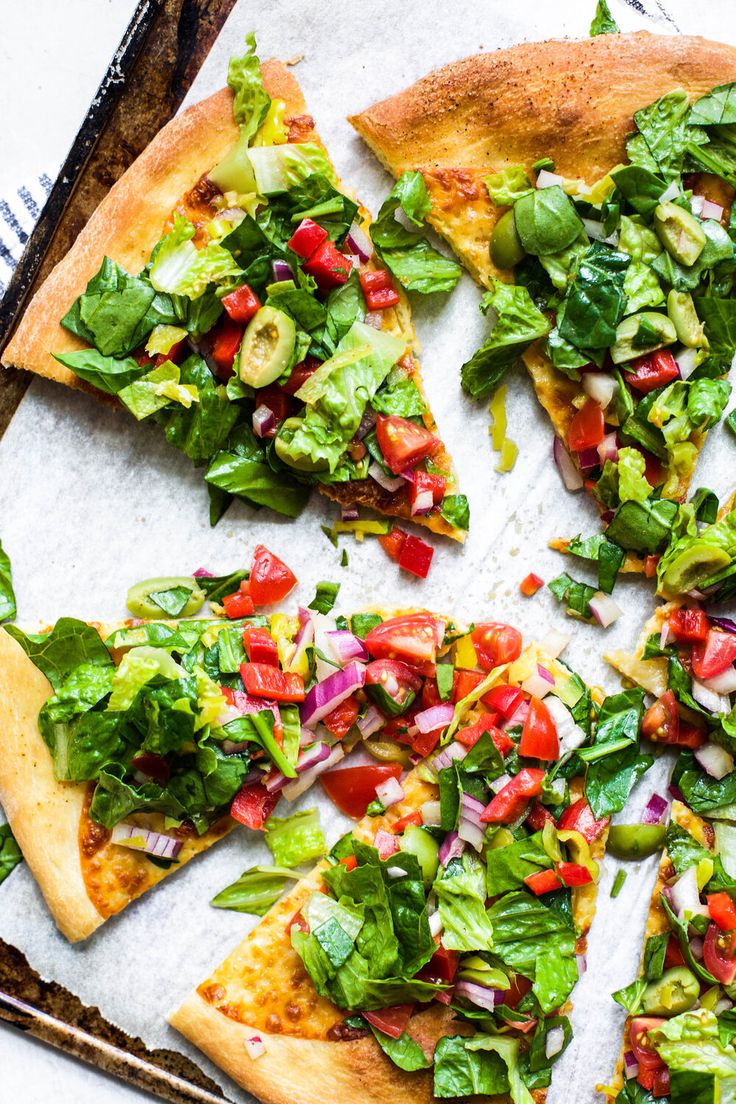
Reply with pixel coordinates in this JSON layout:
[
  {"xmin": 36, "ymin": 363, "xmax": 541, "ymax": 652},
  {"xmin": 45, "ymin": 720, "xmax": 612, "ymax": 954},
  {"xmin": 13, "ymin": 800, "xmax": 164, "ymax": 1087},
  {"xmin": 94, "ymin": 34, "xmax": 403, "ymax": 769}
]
[{"xmin": 0, "ymin": 174, "xmax": 54, "ymax": 299}]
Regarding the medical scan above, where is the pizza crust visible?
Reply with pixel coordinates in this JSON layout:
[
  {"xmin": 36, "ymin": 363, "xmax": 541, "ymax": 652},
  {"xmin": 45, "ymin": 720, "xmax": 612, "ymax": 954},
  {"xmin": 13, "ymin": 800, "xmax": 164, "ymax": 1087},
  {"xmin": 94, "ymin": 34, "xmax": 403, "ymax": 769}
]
[{"xmin": 605, "ymin": 602, "xmax": 675, "ymax": 699}]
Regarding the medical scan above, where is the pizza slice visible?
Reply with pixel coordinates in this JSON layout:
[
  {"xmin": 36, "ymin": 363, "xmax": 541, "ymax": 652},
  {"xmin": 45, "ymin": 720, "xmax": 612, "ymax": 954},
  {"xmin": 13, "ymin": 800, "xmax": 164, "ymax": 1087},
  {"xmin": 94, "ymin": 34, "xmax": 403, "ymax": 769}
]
[
  {"xmin": 2, "ymin": 39, "xmax": 466, "ymax": 540},
  {"xmin": 351, "ymin": 31, "xmax": 736, "ymax": 577},
  {"xmin": 170, "ymin": 632, "xmax": 661, "ymax": 1104},
  {"xmin": 603, "ymin": 800, "xmax": 736, "ymax": 1102}
]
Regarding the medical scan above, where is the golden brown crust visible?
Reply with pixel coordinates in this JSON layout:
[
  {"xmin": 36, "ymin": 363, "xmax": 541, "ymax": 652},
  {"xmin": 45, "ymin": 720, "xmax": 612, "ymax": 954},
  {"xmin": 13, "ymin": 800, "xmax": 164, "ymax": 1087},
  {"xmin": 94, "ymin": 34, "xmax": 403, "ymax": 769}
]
[{"xmin": 605, "ymin": 601, "xmax": 677, "ymax": 698}]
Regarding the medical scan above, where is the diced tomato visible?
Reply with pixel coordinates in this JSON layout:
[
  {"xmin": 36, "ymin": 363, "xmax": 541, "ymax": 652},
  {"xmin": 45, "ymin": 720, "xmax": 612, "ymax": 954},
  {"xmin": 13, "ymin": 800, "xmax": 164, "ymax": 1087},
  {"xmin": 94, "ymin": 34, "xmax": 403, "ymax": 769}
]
[
  {"xmin": 630, "ymin": 1017, "xmax": 666, "ymax": 1072},
  {"xmin": 483, "ymin": 685, "xmax": 524, "ymax": 720},
  {"xmin": 556, "ymin": 798, "xmax": 609, "ymax": 843},
  {"xmin": 365, "ymin": 614, "xmax": 443, "ymax": 671},
  {"xmin": 568, "ymin": 399, "xmax": 605, "ymax": 451},
  {"xmin": 481, "ymin": 768, "xmax": 546, "ymax": 823},
  {"xmin": 707, "ymin": 892, "xmax": 736, "ymax": 932},
  {"xmin": 152, "ymin": 337, "xmax": 188, "ymax": 367},
  {"xmin": 131, "ymin": 752, "xmax": 170, "ymax": 786},
  {"xmin": 452, "ymin": 668, "xmax": 483, "ymax": 701},
  {"xmin": 644, "ymin": 555, "xmax": 660, "ymax": 578},
  {"xmin": 692, "ymin": 630, "xmax": 736, "ymax": 680},
  {"xmin": 669, "ymin": 607, "xmax": 710, "ymax": 643},
  {"xmin": 520, "ymin": 573, "xmax": 544, "ymax": 597},
  {"xmin": 254, "ymin": 384, "xmax": 292, "ymax": 434},
  {"xmin": 379, "ymin": 526, "xmax": 408, "ymax": 563},
  {"xmin": 222, "ymin": 583, "xmax": 255, "ymax": 618},
  {"xmin": 556, "ymin": 861, "xmax": 593, "ymax": 887},
  {"xmin": 287, "ymin": 217, "xmax": 328, "ymax": 259},
  {"xmin": 704, "ymin": 922, "xmax": 736, "ymax": 984},
  {"xmin": 321, "ymin": 763, "xmax": 403, "ymax": 819},
  {"xmin": 360, "ymin": 269, "xmax": 400, "ymax": 311},
  {"xmin": 623, "ymin": 350, "xmax": 680, "ymax": 394},
  {"xmin": 519, "ymin": 697, "xmax": 559, "ymax": 761},
  {"xmin": 339, "ymin": 855, "xmax": 358, "ymax": 871},
  {"xmin": 240, "ymin": 662, "xmax": 305, "ymax": 703},
  {"xmin": 366, "ymin": 659, "xmax": 422, "ymax": 717},
  {"xmin": 642, "ymin": 689, "xmax": 706, "ymax": 748},
  {"xmin": 526, "ymin": 801, "xmax": 555, "ymax": 831},
  {"xmin": 230, "ymin": 781, "xmax": 280, "ymax": 830},
  {"xmin": 652, "ymin": 1068, "xmax": 670, "ymax": 1098},
  {"xmin": 362, "ymin": 1004, "xmax": 413, "ymax": 1040},
  {"xmin": 209, "ymin": 317, "xmax": 244, "ymax": 379},
  {"xmin": 416, "ymin": 946, "xmax": 459, "ymax": 985},
  {"xmin": 420, "ymin": 677, "xmax": 442, "ymax": 711},
  {"xmin": 322, "ymin": 695, "xmax": 360, "ymax": 739},
  {"xmin": 391, "ymin": 810, "xmax": 423, "ymax": 833},
  {"xmin": 504, "ymin": 975, "xmax": 532, "ymax": 1009},
  {"xmin": 281, "ymin": 355, "xmax": 321, "ymax": 395},
  {"xmin": 637, "ymin": 1068, "xmax": 656, "ymax": 1091},
  {"xmin": 407, "ymin": 470, "xmax": 446, "ymax": 515},
  {"xmin": 664, "ymin": 935, "xmax": 685, "ymax": 970},
  {"xmin": 399, "ymin": 534, "xmax": 434, "ymax": 579},
  {"xmin": 375, "ymin": 415, "xmax": 439, "ymax": 475},
  {"xmin": 471, "ymin": 623, "xmax": 523, "ymax": 671},
  {"xmin": 455, "ymin": 716, "xmax": 513, "ymax": 756},
  {"xmin": 221, "ymin": 283, "xmax": 261, "ymax": 324},
  {"xmin": 242, "ymin": 626, "xmax": 279, "ymax": 666},
  {"xmin": 303, "ymin": 239, "xmax": 352, "ymax": 289},
  {"xmin": 411, "ymin": 727, "xmax": 444, "ymax": 758},
  {"xmin": 249, "ymin": 544, "xmax": 298, "ymax": 606},
  {"xmin": 524, "ymin": 868, "xmax": 563, "ymax": 895}
]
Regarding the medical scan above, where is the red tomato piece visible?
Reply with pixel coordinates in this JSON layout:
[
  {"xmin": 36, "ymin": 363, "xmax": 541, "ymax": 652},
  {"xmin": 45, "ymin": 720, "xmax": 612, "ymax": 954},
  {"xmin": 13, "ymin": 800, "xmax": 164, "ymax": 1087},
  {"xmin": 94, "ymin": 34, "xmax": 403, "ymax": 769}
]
[
  {"xmin": 416, "ymin": 946, "xmax": 459, "ymax": 985},
  {"xmin": 379, "ymin": 527, "xmax": 408, "ymax": 563},
  {"xmin": 556, "ymin": 861, "xmax": 593, "ymax": 887},
  {"xmin": 644, "ymin": 555, "xmax": 660, "ymax": 578},
  {"xmin": 240, "ymin": 662, "xmax": 305, "ymax": 703},
  {"xmin": 481, "ymin": 768, "xmax": 546, "ymax": 823},
  {"xmin": 281, "ymin": 355, "xmax": 321, "ymax": 395},
  {"xmin": 692, "ymin": 630, "xmax": 736, "ymax": 680},
  {"xmin": 524, "ymin": 869, "xmax": 563, "ymax": 895},
  {"xmin": 411, "ymin": 727, "xmax": 444, "ymax": 758},
  {"xmin": 483, "ymin": 685, "xmax": 524, "ymax": 719},
  {"xmin": 254, "ymin": 384, "xmax": 292, "ymax": 435},
  {"xmin": 641, "ymin": 689, "xmax": 681, "ymax": 745},
  {"xmin": 652, "ymin": 1068, "xmax": 670, "ymax": 1098},
  {"xmin": 519, "ymin": 697, "xmax": 560, "ymax": 761},
  {"xmin": 249, "ymin": 544, "xmax": 298, "ymax": 606},
  {"xmin": 365, "ymin": 614, "xmax": 443, "ymax": 670},
  {"xmin": 320, "ymin": 764, "xmax": 403, "ymax": 819},
  {"xmin": 242, "ymin": 626, "xmax": 279, "ymax": 666},
  {"xmin": 707, "ymin": 892, "xmax": 736, "ymax": 932},
  {"xmin": 303, "ymin": 239, "xmax": 352, "ymax": 289},
  {"xmin": 471, "ymin": 623, "xmax": 523, "ymax": 671},
  {"xmin": 567, "ymin": 398, "xmax": 605, "ymax": 452},
  {"xmin": 362, "ymin": 1004, "xmax": 413, "ymax": 1040},
  {"xmin": 321, "ymin": 695, "xmax": 360, "ymax": 740},
  {"xmin": 664, "ymin": 935, "xmax": 685, "ymax": 970},
  {"xmin": 556, "ymin": 798, "xmax": 609, "ymax": 843},
  {"xmin": 339, "ymin": 855, "xmax": 358, "ymax": 871},
  {"xmin": 209, "ymin": 317, "xmax": 244, "ymax": 379},
  {"xmin": 360, "ymin": 269, "xmax": 400, "ymax": 311},
  {"xmin": 525, "ymin": 801, "xmax": 555, "ymax": 831},
  {"xmin": 366, "ymin": 659, "xmax": 422, "ymax": 716},
  {"xmin": 399, "ymin": 534, "xmax": 434, "ymax": 579},
  {"xmin": 630, "ymin": 1017, "xmax": 666, "ymax": 1072},
  {"xmin": 230, "ymin": 781, "xmax": 280, "ymax": 830},
  {"xmin": 221, "ymin": 283, "xmax": 261, "ymax": 324},
  {"xmin": 222, "ymin": 585, "xmax": 255, "ymax": 618},
  {"xmin": 623, "ymin": 350, "xmax": 680, "ymax": 394},
  {"xmin": 131, "ymin": 752, "xmax": 170, "ymax": 786},
  {"xmin": 408, "ymin": 470, "xmax": 447, "ymax": 515},
  {"xmin": 391, "ymin": 810, "xmax": 423, "ymax": 833},
  {"xmin": 520, "ymin": 573, "xmax": 544, "ymax": 597},
  {"xmin": 504, "ymin": 975, "xmax": 532, "ymax": 1009},
  {"xmin": 287, "ymin": 217, "xmax": 328, "ymax": 259},
  {"xmin": 375, "ymin": 415, "xmax": 439, "ymax": 474},
  {"xmin": 669, "ymin": 607, "xmax": 710, "ymax": 643},
  {"xmin": 704, "ymin": 922, "xmax": 736, "ymax": 984},
  {"xmin": 455, "ymin": 716, "xmax": 513, "ymax": 756}
]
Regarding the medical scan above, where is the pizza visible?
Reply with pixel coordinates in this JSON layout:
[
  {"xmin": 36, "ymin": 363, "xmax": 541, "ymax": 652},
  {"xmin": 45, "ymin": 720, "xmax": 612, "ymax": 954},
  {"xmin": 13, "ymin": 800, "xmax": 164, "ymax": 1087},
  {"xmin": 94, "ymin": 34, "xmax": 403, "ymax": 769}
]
[
  {"xmin": 169, "ymin": 627, "xmax": 665, "ymax": 1104},
  {"xmin": 351, "ymin": 31, "xmax": 736, "ymax": 585},
  {"xmin": 1, "ymin": 40, "xmax": 466, "ymax": 542}
]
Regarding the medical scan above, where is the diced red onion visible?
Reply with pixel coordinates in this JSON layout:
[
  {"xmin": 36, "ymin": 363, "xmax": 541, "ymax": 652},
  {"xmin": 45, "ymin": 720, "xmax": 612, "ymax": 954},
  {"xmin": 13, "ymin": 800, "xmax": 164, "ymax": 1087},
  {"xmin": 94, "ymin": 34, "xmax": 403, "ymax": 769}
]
[
  {"xmin": 252, "ymin": 404, "xmax": 276, "ymax": 438},
  {"xmin": 545, "ymin": 696, "xmax": 586, "ymax": 755},
  {"xmin": 597, "ymin": 432, "xmax": 619, "ymax": 465},
  {"xmin": 545, "ymin": 1025, "xmax": 566, "ymax": 1059},
  {"xmin": 411, "ymin": 488, "xmax": 434, "ymax": 516},
  {"xmin": 541, "ymin": 628, "xmax": 570, "ymax": 659},
  {"xmin": 623, "ymin": 1051, "xmax": 639, "ymax": 1080},
  {"xmin": 271, "ymin": 259, "xmax": 294, "ymax": 283},
  {"xmin": 700, "ymin": 667, "xmax": 736, "ymax": 695},
  {"xmin": 111, "ymin": 823, "xmax": 183, "ymax": 860},
  {"xmin": 691, "ymin": 194, "xmax": 706, "ymax": 216},
  {"xmin": 416, "ymin": 703, "xmax": 454, "ymax": 734},
  {"xmin": 589, "ymin": 591, "xmax": 623, "ymax": 629},
  {"xmin": 521, "ymin": 664, "xmax": 555, "ymax": 699},
  {"xmin": 642, "ymin": 793, "xmax": 669, "ymax": 825},
  {"xmin": 675, "ymin": 347, "xmax": 699, "ymax": 380},
  {"xmin": 701, "ymin": 198, "xmax": 724, "ymax": 221},
  {"xmin": 577, "ymin": 953, "xmax": 587, "ymax": 975},
  {"xmin": 375, "ymin": 776, "xmax": 405, "ymax": 808},
  {"xmin": 691, "ymin": 678, "xmax": 731, "ymax": 715},
  {"xmin": 668, "ymin": 783, "xmax": 685, "ymax": 803},
  {"xmin": 364, "ymin": 311, "xmax": 383, "ymax": 329},
  {"xmin": 582, "ymin": 217, "xmax": 605, "ymax": 240},
  {"xmin": 583, "ymin": 372, "xmax": 617, "ymax": 409},
  {"xmin": 244, "ymin": 1034, "xmax": 266, "ymax": 1060},
  {"xmin": 192, "ymin": 567, "xmax": 214, "ymax": 578},
  {"xmin": 356, "ymin": 410, "xmax": 376, "ymax": 440},
  {"xmin": 660, "ymin": 620, "xmax": 675, "ymax": 650},
  {"xmin": 345, "ymin": 221, "xmax": 373, "ymax": 263},
  {"xmin": 715, "ymin": 996, "xmax": 735, "ymax": 1014},
  {"xmin": 433, "ymin": 742, "xmax": 467, "ymax": 772},
  {"xmin": 374, "ymin": 828, "xmax": 399, "ymax": 859},
  {"xmin": 301, "ymin": 661, "xmax": 366, "ymax": 727},
  {"xmin": 489, "ymin": 772, "xmax": 512, "ymax": 795},
  {"xmin": 421, "ymin": 800, "xmax": 442, "ymax": 826},
  {"xmin": 368, "ymin": 461, "xmax": 404, "ymax": 493},
  {"xmin": 341, "ymin": 503, "xmax": 359, "ymax": 522},
  {"xmin": 710, "ymin": 617, "xmax": 736, "ymax": 635},
  {"xmin": 439, "ymin": 831, "xmax": 466, "ymax": 866},
  {"xmin": 429, "ymin": 911, "xmax": 443, "ymax": 938},
  {"xmin": 553, "ymin": 437, "xmax": 583, "ymax": 491},
  {"xmin": 536, "ymin": 169, "xmax": 565, "ymax": 189},
  {"xmin": 454, "ymin": 980, "xmax": 504, "ymax": 1010},
  {"xmin": 671, "ymin": 865, "xmax": 708, "ymax": 920},
  {"xmin": 327, "ymin": 630, "xmax": 369, "ymax": 665},
  {"xmin": 460, "ymin": 791, "xmax": 486, "ymax": 825},
  {"xmin": 659, "ymin": 180, "xmax": 680, "ymax": 203},
  {"xmin": 357, "ymin": 705, "xmax": 384, "ymax": 738},
  {"xmin": 694, "ymin": 743, "xmax": 735, "ymax": 780},
  {"xmin": 264, "ymin": 741, "xmax": 332, "ymax": 794},
  {"xmin": 458, "ymin": 817, "xmax": 486, "ymax": 851},
  {"xmin": 577, "ymin": 446, "xmax": 601, "ymax": 471},
  {"xmin": 502, "ymin": 699, "xmax": 529, "ymax": 731},
  {"xmin": 282, "ymin": 744, "xmax": 344, "ymax": 801}
]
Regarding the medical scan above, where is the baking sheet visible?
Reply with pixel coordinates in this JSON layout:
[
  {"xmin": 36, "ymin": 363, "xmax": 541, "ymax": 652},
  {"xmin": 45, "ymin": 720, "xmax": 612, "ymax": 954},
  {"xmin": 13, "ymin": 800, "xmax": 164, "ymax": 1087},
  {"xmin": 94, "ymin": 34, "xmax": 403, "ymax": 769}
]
[{"xmin": 2, "ymin": 0, "xmax": 736, "ymax": 1099}]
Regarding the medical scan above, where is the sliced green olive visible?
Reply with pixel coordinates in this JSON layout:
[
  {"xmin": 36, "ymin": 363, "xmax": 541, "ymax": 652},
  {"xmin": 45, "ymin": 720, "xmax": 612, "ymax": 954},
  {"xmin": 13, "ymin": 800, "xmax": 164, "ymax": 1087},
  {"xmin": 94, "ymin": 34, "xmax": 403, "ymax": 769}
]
[
  {"xmin": 667, "ymin": 290, "xmax": 709, "ymax": 349},
  {"xmin": 654, "ymin": 201, "xmax": 706, "ymax": 266},
  {"xmin": 490, "ymin": 210, "xmax": 526, "ymax": 269},
  {"xmin": 363, "ymin": 736, "xmax": 412, "ymax": 767},
  {"xmin": 239, "ymin": 305, "xmax": 296, "ymax": 388},
  {"xmin": 399, "ymin": 824, "xmax": 440, "ymax": 886},
  {"xmin": 641, "ymin": 966, "xmax": 700, "ymax": 1015},
  {"xmin": 610, "ymin": 311, "xmax": 677, "ymax": 364},
  {"xmin": 126, "ymin": 576, "xmax": 205, "ymax": 619},
  {"xmin": 607, "ymin": 824, "xmax": 667, "ymax": 860},
  {"xmin": 659, "ymin": 541, "xmax": 732, "ymax": 598}
]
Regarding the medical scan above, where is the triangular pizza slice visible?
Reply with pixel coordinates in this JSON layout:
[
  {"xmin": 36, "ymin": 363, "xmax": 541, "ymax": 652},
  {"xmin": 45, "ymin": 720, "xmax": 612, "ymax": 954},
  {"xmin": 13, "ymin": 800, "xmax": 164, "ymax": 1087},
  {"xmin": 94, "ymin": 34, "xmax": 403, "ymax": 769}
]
[
  {"xmin": 351, "ymin": 31, "xmax": 736, "ymax": 574},
  {"xmin": 2, "ymin": 41, "xmax": 466, "ymax": 540},
  {"xmin": 170, "ymin": 631, "xmax": 660, "ymax": 1104}
]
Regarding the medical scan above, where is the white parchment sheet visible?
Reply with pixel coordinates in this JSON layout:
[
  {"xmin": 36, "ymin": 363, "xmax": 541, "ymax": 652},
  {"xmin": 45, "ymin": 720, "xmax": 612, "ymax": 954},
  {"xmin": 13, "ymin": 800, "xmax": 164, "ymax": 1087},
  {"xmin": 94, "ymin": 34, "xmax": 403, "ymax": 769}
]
[{"xmin": 2, "ymin": 0, "xmax": 736, "ymax": 1099}]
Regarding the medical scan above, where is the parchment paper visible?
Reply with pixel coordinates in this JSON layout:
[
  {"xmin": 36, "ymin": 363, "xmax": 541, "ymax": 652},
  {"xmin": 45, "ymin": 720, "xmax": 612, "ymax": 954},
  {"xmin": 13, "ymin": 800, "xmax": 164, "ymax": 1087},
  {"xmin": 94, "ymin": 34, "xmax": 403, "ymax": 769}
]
[{"xmin": 1, "ymin": 0, "xmax": 736, "ymax": 1099}]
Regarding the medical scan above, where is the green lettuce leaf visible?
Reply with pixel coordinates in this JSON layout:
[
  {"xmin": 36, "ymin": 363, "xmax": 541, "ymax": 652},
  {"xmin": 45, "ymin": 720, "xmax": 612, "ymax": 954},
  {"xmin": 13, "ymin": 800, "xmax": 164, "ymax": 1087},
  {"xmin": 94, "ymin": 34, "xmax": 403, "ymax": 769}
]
[
  {"xmin": 461, "ymin": 282, "xmax": 551, "ymax": 399},
  {"xmin": 0, "ymin": 539, "xmax": 16, "ymax": 621},
  {"xmin": 228, "ymin": 33, "xmax": 271, "ymax": 142},
  {"xmin": 590, "ymin": 0, "xmax": 619, "ymax": 35},
  {"xmin": 485, "ymin": 167, "xmax": 533, "ymax": 207},
  {"xmin": 6, "ymin": 618, "xmax": 113, "ymax": 692},
  {"xmin": 0, "ymin": 824, "xmax": 22, "ymax": 886},
  {"xmin": 149, "ymin": 215, "xmax": 242, "ymax": 299},
  {"xmin": 264, "ymin": 808, "xmax": 326, "ymax": 867},
  {"xmin": 372, "ymin": 171, "xmax": 462, "ymax": 293},
  {"xmin": 434, "ymin": 852, "xmax": 495, "ymax": 952},
  {"xmin": 367, "ymin": 1024, "xmax": 432, "ymax": 1071},
  {"xmin": 433, "ymin": 1035, "xmax": 510, "ymax": 1098},
  {"xmin": 210, "ymin": 864, "xmax": 301, "ymax": 915}
]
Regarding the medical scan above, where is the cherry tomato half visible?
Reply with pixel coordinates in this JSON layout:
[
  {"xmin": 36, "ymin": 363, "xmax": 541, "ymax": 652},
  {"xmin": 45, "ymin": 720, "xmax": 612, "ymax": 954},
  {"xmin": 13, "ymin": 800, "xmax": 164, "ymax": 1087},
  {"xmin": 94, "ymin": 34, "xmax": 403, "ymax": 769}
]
[{"xmin": 321, "ymin": 763, "xmax": 403, "ymax": 819}]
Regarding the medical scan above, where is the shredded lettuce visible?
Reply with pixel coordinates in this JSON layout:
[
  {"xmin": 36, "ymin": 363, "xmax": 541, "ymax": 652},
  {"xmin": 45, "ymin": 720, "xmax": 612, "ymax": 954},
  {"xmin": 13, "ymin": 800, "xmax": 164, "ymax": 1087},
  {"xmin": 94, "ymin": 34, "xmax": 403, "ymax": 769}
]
[
  {"xmin": 149, "ymin": 215, "xmax": 241, "ymax": 299},
  {"xmin": 264, "ymin": 808, "xmax": 326, "ymax": 867}
]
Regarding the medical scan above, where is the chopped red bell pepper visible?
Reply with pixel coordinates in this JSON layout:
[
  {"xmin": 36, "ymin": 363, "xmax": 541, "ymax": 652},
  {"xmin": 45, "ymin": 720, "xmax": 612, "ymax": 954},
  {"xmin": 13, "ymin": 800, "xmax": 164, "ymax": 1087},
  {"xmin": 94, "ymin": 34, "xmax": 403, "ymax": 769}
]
[
  {"xmin": 520, "ymin": 572, "xmax": 544, "ymax": 597},
  {"xmin": 556, "ymin": 861, "xmax": 593, "ymax": 887},
  {"xmin": 455, "ymin": 715, "xmax": 512, "ymax": 756},
  {"xmin": 483, "ymin": 684, "xmax": 524, "ymax": 719},
  {"xmin": 379, "ymin": 527, "xmax": 408, "ymax": 563},
  {"xmin": 644, "ymin": 555, "xmax": 660, "ymax": 578},
  {"xmin": 416, "ymin": 945, "xmax": 459, "ymax": 985},
  {"xmin": 339, "ymin": 854, "xmax": 358, "ymax": 871},
  {"xmin": 669, "ymin": 607, "xmax": 709, "ymax": 643},
  {"xmin": 652, "ymin": 1068, "xmax": 670, "ymax": 1098},
  {"xmin": 664, "ymin": 935, "xmax": 685, "ymax": 969},
  {"xmin": 568, "ymin": 398, "xmax": 605, "ymax": 451},
  {"xmin": 240, "ymin": 662, "xmax": 305, "ymax": 702},
  {"xmin": 210, "ymin": 317, "xmax": 243, "ymax": 379},
  {"xmin": 230, "ymin": 780, "xmax": 280, "ymax": 829},
  {"xmin": 398, "ymin": 534, "xmax": 434, "ymax": 579},
  {"xmin": 407, "ymin": 470, "xmax": 446, "ymax": 515},
  {"xmin": 242, "ymin": 626, "xmax": 279, "ymax": 667},
  {"xmin": 249, "ymin": 544, "xmax": 298, "ymax": 606},
  {"xmin": 556, "ymin": 798, "xmax": 609, "ymax": 843},
  {"xmin": 362, "ymin": 1004, "xmax": 413, "ymax": 1040},
  {"xmin": 322, "ymin": 695, "xmax": 360, "ymax": 739},
  {"xmin": 481, "ymin": 768, "xmax": 546, "ymax": 823},
  {"xmin": 519, "ymin": 697, "xmax": 560, "ymax": 761},
  {"xmin": 360, "ymin": 269, "xmax": 400, "ymax": 311},
  {"xmin": 391, "ymin": 810, "xmax": 423, "ymax": 833},
  {"xmin": 221, "ymin": 283, "xmax": 262, "ymax": 324},
  {"xmin": 303, "ymin": 239, "xmax": 352, "ymax": 289},
  {"xmin": 525, "ymin": 801, "xmax": 555, "ymax": 832},
  {"xmin": 281, "ymin": 355, "xmax": 321, "ymax": 395},
  {"xmin": 254, "ymin": 384, "xmax": 292, "ymax": 435},
  {"xmin": 708, "ymin": 892, "xmax": 736, "ymax": 932},
  {"xmin": 524, "ymin": 868, "xmax": 563, "ymax": 895},
  {"xmin": 624, "ymin": 350, "xmax": 680, "ymax": 394},
  {"xmin": 692, "ymin": 629, "xmax": 736, "ymax": 680},
  {"xmin": 287, "ymin": 217, "xmax": 328, "ymax": 259},
  {"xmin": 222, "ymin": 582, "xmax": 255, "ymax": 619}
]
